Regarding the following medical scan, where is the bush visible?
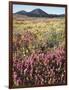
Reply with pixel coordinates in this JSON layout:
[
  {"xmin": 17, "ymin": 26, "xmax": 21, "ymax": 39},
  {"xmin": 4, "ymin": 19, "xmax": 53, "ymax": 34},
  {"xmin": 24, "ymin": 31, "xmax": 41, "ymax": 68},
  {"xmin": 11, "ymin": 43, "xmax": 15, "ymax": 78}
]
[{"xmin": 13, "ymin": 47, "xmax": 66, "ymax": 87}]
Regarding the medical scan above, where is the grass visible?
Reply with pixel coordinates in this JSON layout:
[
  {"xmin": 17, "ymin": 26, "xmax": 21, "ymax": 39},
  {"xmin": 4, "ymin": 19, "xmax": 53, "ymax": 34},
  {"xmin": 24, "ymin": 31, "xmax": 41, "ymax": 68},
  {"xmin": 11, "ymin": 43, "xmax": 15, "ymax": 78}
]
[{"xmin": 12, "ymin": 15, "xmax": 66, "ymax": 87}]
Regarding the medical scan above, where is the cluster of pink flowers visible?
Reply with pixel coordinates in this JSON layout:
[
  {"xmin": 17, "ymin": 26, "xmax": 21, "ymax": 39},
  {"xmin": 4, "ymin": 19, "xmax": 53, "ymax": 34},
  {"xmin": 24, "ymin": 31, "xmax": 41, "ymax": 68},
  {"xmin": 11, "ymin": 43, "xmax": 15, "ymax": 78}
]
[{"xmin": 12, "ymin": 47, "xmax": 66, "ymax": 87}]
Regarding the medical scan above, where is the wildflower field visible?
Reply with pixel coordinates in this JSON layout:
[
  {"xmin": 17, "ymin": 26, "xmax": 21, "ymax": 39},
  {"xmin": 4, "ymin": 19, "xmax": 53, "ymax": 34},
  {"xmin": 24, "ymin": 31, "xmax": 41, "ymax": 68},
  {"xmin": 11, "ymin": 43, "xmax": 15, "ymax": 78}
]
[{"xmin": 12, "ymin": 15, "xmax": 66, "ymax": 87}]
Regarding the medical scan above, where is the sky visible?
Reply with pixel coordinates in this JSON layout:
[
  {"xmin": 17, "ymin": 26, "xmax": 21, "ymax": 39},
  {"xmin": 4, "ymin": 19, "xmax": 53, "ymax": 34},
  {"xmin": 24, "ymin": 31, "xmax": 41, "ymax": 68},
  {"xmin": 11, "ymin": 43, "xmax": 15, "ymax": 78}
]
[{"xmin": 13, "ymin": 4, "xmax": 65, "ymax": 15}]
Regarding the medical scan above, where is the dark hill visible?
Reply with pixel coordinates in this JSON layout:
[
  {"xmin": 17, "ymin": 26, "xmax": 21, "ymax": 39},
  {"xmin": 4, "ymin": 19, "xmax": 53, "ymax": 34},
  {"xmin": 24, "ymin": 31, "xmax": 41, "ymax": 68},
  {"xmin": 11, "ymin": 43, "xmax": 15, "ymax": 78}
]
[
  {"xmin": 15, "ymin": 10, "xmax": 27, "ymax": 15},
  {"xmin": 28, "ymin": 8, "xmax": 48, "ymax": 17}
]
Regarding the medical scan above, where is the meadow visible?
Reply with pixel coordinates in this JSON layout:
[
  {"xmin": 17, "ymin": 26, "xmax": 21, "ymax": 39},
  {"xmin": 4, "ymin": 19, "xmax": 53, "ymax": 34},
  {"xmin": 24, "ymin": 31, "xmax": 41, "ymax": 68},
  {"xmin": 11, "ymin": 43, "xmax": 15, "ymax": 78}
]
[{"xmin": 12, "ymin": 15, "xmax": 66, "ymax": 87}]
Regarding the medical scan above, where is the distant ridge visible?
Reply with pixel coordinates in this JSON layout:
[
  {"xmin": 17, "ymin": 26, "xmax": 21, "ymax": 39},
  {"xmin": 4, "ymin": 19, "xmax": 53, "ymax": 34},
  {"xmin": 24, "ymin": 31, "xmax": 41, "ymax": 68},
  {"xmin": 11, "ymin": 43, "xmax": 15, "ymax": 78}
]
[
  {"xmin": 14, "ymin": 8, "xmax": 65, "ymax": 17},
  {"xmin": 15, "ymin": 10, "xmax": 27, "ymax": 15}
]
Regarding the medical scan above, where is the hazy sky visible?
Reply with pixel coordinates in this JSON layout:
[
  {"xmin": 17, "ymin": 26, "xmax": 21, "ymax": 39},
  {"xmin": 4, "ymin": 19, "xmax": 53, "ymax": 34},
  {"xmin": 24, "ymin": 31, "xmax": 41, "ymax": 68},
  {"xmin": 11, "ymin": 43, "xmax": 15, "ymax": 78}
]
[{"xmin": 13, "ymin": 4, "xmax": 65, "ymax": 15}]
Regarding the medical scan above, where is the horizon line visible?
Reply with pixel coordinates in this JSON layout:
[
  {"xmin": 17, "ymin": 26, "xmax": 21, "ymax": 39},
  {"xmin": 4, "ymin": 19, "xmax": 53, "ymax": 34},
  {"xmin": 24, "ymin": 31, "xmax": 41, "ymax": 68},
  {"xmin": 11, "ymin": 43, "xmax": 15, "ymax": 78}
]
[
  {"xmin": 13, "ymin": 8, "xmax": 65, "ymax": 15},
  {"xmin": 13, "ymin": 4, "xmax": 65, "ymax": 15}
]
